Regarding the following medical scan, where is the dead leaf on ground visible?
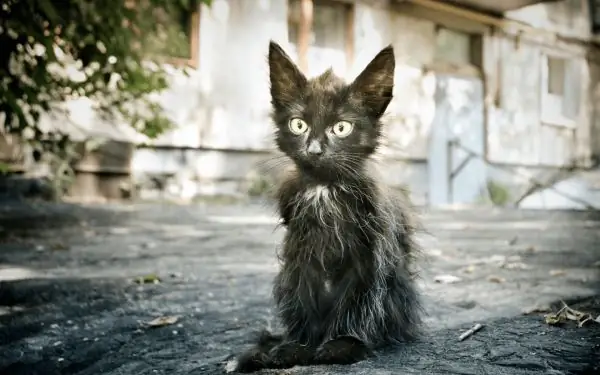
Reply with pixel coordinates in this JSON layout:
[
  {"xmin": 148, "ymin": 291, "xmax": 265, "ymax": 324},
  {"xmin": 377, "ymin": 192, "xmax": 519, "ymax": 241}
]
[
  {"xmin": 501, "ymin": 262, "xmax": 531, "ymax": 270},
  {"xmin": 543, "ymin": 301, "xmax": 600, "ymax": 328},
  {"xmin": 487, "ymin": 275, "xmax": 505, "ymax": 283},
  {"xmin": 145, "ymin": 315, "xmax": 179, "ymax": 328},
  {"xmin": 544, "ymin": 311, "xmax": 567, "ymax": 325},
  {"xmin": 134, "ymin": 274, "xmax": 161, "ymax": 284},
  {"xmin": 434, "ymin": 274, "xmax": 462, "ymax": 284},
  {"xmin": 525, "ymin": 245, "xmax": 536, "ymax": 253},
  {"xmin": 50, "ymin": 243, "xmax": 69, "ymax": 251},
  {"xmin": 549, "ymin": 269, "xmax": 566, "ymax": 277}
]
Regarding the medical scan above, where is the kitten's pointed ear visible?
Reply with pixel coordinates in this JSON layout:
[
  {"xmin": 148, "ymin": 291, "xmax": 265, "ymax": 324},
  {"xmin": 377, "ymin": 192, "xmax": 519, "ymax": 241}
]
[
  {"xmin": 349, "ymin": 45, "xmax": 395, "ymax": 118},
  {"xmin": 268, "ymin": 41, "xmax": 307, "ymax": 107}
]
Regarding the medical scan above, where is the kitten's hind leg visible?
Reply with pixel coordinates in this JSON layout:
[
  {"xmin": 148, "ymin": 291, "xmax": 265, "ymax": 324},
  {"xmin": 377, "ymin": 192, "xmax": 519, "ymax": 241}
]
[
  {"xmin": 313, "ymin": 336, "xmax": 373, "ymax": 365},
  {"xmin": 226, "ymin": 330, "xmax": 284, "ymax": 373}
]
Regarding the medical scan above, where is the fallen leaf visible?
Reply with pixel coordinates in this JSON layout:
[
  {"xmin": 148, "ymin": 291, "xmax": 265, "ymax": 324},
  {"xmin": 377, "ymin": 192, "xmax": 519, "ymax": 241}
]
[
  {"xmin": 109, "ymin": 227, "xmax": 130, "ymax": 235},
  {"xmin": 487, "ymin": 275, "xmax": 505, "ymax": 283},
  {"xmin": 549, "ymin": 269, "xmax": 566, "ymax": 277},
  {"xmin": 146, "ymin": 316, "xmax": 179, "ymax": 328},
  {"xmin": 50, "ymin": 243, "xmax": 69, "ymax": 251},
  {"xmin": 134, "ymin": 274, "xmax": 161, "ymax": 284},
  {"xmin": 434, "ymin": 274, "xmax": 462, "ymax": 284},
  {"xmin": 544, "ymin": 312, "xmax": 566, "ymax": 325},
  {"xmin": 502, "ymin": 262, "xmax": 531, "ymax": 270},
  {"xmin": 578, "ymin": 317, "xmax": 593, "ymax": 327},
  {"xmin": 525, "ymin": 245, "xmax": 536, "ymax": 253},
  {"xmin": 543, "ymin": 301, "xmax": 600, "ymax": 328}
]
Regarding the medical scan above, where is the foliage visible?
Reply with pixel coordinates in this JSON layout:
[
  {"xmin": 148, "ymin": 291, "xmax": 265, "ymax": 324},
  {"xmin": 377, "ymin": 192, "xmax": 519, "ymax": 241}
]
[
  {"xmin": 486, "ymin": 179, "xmax": 511, "ymax": 206},
  {"xmin": 0, "ymin": 0, "xmax": 211, "ymax": 197},
  {"xmin": 1, "ymin": 0, "xmax": 211, "ymax": 139},
  {"xmin": 247, "ymin": 174, "xmax": 272, "ymax": 198}
]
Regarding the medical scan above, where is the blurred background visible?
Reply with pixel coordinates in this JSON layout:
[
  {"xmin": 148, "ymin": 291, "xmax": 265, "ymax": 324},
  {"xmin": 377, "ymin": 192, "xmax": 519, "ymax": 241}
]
[{"xmin": 1, "ymin": 0, "xmax": 600, "ymax": 209}]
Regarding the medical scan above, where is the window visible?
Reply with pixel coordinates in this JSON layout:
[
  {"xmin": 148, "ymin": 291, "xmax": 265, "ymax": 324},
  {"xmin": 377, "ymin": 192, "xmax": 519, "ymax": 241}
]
[
  {"xmin": 288, "ymin": 0, "xmax": 353, "ymax": 77},
  {"xmin": 547, "ymin": 57, "xmax": 566, "ymax": 95},
  {"xmin": 590, "ymin": 0, "xmax": 600, "ymax": 34},
  {"xmin": 433, "ymin": 26, "xmax": 482, "ymax": 69},
  {"xmin": 146, "ymin": 1, "xmax": 200, "ymax": 68},
  {"xmin": 540, "ymin": 55, "xmax": 581, "ymax": 127}
]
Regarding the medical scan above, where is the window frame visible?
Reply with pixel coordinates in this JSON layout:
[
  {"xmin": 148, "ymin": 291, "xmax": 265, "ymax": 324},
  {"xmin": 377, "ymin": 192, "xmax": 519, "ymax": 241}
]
[
  {"xmin": 287, "ymin": 0, "xmax": 354, "ymax": 74},
  {"xmin": 539, "ymin": 52, "xmax": 580, "ymax": 129},
  {"xmin": 425, "ymin": 24, "xmax": 483, "ymax": 77},
  {"xmin": 162, "ymin": 5, "xmax": 200, "ymax": 69}
]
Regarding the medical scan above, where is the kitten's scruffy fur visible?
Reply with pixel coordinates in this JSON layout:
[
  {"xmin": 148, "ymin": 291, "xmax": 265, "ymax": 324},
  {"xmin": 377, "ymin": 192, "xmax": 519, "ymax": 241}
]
[{"xmin": 227, "ymin": 41, "xmax": 422, "ymax": 373}]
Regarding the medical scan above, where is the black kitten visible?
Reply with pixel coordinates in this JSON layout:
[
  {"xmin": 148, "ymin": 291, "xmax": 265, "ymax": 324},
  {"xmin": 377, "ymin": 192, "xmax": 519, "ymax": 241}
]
[{"xmin": 227, "ymin": 41, "xmax": 422, "ymax": 373}]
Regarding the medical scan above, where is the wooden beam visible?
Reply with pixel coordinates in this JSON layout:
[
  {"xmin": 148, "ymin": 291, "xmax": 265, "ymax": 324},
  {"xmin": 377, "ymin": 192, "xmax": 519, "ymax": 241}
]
[
  {"xmin": 345, "ymin": 3, "xmax": 355, "ymax": 67},
  {"xmin": 298, "ymin": 0, "xmax": 313, "ymax": 73}
]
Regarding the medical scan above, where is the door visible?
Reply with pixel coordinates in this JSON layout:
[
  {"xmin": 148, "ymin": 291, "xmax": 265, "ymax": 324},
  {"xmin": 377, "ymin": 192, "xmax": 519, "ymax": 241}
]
[{"xmin": 428, "ymin": 74, "xmax": 486, "ymax": 206}]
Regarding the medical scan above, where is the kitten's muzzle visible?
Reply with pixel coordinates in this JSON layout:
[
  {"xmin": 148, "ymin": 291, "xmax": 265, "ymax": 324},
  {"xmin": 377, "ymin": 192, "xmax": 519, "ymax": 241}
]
[{"xmin": 306, "ymin": 140, "xmax": 323, "ymax": 156}]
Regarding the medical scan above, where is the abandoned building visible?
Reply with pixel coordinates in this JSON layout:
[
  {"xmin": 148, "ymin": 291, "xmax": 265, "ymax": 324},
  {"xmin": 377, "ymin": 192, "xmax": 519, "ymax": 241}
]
[{"xmin": 2, "ymin": 0, "xmax": 600, "ymax": 207}]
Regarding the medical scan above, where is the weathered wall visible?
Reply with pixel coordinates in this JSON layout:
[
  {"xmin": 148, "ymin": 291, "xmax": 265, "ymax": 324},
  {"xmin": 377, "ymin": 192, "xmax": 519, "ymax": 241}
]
[
  {"xmin": 505, "ymin": 0, "xmax": 592, "ymax": 38},
  {"xmin": 482, "ymin": 0, "xmax": 596, "ymax": 205},
  {"xmin": 130, "ymin": 0, "xmax": 599, "ymax": 205},
  {"xmin": 132, "ymin": 0, "xmax": 288, "ymax": 198},
  {"xmin": 145, "ymin": 0, "xmax": 286, "ymax": 150},
  {"xmin": 135, "ymin": 0, "xmax": 435, "ymax": 200}
]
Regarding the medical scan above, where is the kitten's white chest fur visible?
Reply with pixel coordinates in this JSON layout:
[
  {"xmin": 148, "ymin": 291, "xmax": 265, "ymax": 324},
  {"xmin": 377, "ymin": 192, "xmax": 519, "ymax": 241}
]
[
  {"xmin": 301, "ymin": 184, "xmax": 343, "ymax": 219},
  {"xmin": 303, "ymin": 185, "xmax": 331, "ymax": 204}
]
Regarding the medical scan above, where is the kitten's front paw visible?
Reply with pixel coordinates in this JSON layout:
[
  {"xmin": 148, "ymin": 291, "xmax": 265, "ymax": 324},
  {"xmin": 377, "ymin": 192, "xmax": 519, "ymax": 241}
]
[
  {"xmin": 226, "ymin": 347, "xmax": 271, "ymax": 373},
  {"xmin": 314, "ymin": 336, "xmax": 373, "ymax": 365},
  {"xmin": 269, "ymin": 341, "xmax": 315, "ymax": 368}
]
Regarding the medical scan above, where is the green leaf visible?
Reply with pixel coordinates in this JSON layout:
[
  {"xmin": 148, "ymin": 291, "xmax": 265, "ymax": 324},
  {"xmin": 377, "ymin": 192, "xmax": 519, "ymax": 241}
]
[{"xmin": 38, "ymin": 0, "xmax": 60, "ymax": 23}]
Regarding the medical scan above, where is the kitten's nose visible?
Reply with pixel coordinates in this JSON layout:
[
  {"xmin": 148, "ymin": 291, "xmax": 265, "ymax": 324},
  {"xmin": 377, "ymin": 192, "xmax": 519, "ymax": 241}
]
[{"xmin": 307, "ymin": 140, "xmax": 323, "ymax": 155}]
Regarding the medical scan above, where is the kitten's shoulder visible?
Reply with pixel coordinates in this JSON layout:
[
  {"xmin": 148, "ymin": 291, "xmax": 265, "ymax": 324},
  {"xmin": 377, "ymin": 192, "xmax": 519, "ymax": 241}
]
[
  {"xmin": 275, "ymin": 165, "xmax": 304, "ymax": 225},
  {"xmin": 276, "ymin": 164, "xmax": 302, "ymax": 195}
]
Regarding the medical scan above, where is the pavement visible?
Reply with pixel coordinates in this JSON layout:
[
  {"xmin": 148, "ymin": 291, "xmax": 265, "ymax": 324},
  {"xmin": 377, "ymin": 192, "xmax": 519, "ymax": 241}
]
[{"xmin": 0, "ymin": 199, "xmax": 599, "ymax": 375}]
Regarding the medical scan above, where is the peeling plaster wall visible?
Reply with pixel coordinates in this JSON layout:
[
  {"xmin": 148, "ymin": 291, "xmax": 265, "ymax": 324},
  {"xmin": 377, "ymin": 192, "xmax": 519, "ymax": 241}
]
[
  {"xmin": 506, "ymin": 0, "xmax": 591, "ymax": 38},
  {"xmin": 132, "ymin": 0, "xmax": 288, "ymax": 198},
  {"xmin": 483, "ymin": 0, "xmax": 596, "ymax": 203},
  {"xmin": 130, "ymin": 0, "xmax": 599, "ymax": 205},
  {"xmin": 485, "ymin": 33, "xmax": 589, "ymax": 167},
  {"xmin": 350, "ymin": 5, "xmax": 435, "ymax": 203}
]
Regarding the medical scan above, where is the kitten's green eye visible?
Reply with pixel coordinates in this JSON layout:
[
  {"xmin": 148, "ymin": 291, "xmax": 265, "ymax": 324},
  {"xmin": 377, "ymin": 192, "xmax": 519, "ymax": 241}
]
[
  {"xmin": 331, "ymin": 121, "xmax": 354, "ymax": 138},
  {"xmin": 288, "ymin": 118, "xmax": 309, "ymax": 135}
]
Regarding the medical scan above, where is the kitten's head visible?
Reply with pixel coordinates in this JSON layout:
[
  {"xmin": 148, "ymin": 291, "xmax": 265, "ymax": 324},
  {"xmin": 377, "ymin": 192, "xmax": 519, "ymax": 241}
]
[{"xmin": 268, "ymin": 41, "xmax": 395, "ymax": 182}]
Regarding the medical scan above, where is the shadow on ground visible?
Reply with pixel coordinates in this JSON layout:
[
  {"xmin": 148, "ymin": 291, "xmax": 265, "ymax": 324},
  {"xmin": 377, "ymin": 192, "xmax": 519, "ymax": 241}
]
[{"xmin": 0, "ymin": 201, "xmax": 599, "ymax": 375}]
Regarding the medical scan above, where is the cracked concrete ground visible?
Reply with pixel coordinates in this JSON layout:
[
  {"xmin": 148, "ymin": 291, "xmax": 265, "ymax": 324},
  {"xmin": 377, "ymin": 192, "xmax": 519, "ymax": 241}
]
[{"xmin": 0, "ymin": 200, "xmax": 599, "ymax": 375}]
